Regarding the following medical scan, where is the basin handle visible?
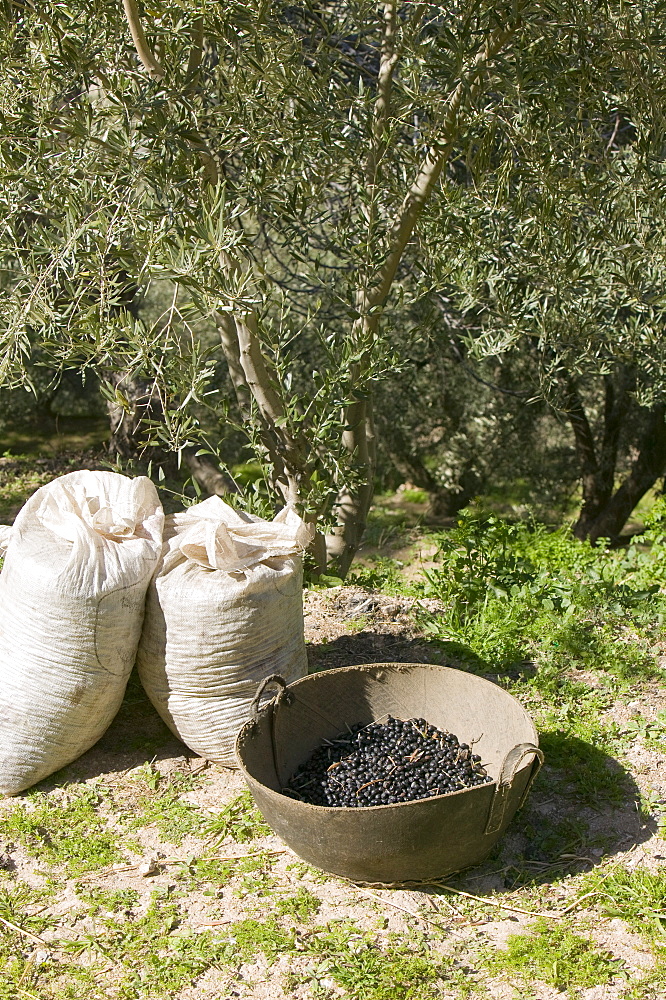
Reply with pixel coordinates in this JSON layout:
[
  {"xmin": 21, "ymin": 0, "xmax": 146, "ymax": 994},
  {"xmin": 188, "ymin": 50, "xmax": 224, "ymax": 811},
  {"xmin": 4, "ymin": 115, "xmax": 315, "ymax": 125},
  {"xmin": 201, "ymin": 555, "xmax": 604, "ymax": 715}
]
[
  {"xmin": 250, "ymin": 674, "xmax": 290, "ymax": 720},
  {"xmin": 484, "ymin": 743, "xmax": 544, "ymax": 835}
]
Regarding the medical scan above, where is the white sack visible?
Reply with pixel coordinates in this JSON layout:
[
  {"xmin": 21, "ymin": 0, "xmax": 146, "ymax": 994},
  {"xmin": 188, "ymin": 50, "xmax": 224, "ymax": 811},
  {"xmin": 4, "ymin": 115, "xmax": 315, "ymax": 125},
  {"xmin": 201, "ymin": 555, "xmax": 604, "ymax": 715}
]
[
  {"xmin": 0, "ymin": 525, "xmax": 12, "ymax": 559},
  {"xmin": 137, "ymin": 497, "xmax": 313, "ymax": 765},
  {"xmin": 0, "ymin": 471, "xmax": 164, "ymax": 794}
]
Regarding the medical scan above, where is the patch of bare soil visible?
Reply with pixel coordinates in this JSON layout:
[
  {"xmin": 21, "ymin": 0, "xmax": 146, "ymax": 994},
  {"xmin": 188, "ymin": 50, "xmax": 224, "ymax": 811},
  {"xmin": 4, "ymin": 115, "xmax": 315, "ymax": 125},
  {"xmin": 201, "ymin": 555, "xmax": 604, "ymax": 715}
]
[{"xmin": 304, "ymin": 585, "xmax": 450, "ymax": 671}]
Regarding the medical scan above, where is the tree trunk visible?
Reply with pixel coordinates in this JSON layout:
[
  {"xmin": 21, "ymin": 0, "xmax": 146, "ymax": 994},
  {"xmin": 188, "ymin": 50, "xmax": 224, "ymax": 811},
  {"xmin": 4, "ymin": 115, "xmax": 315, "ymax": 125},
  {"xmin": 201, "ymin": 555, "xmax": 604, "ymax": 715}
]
[
  {"xmin": 383, "ymin": 426, "xmax": 481, "ymax": 519},
  {"xmin": 325, "ymin": 393, "xmax": 376, "ymax": 577},
  {"xmin": 182, "ymin": 450, "xmax": 238, "ymax": 497},
  {"xmin": 565, "ymin": 372, "xmax": 631, "ymax": 540},
  {"xmin": 429, "ymin": 468, "xmax": 482, "ymax": 518},
  {"xmin": 584, "ymin": 404, "xmax": 666, "ymax": 543},
  {"xmin": 564, "ymin": 366, "xmax": 666, "ymax": 542},
  {"xmin": 564, "ymin": 380, "xmax": 610, "ymax": 539}
]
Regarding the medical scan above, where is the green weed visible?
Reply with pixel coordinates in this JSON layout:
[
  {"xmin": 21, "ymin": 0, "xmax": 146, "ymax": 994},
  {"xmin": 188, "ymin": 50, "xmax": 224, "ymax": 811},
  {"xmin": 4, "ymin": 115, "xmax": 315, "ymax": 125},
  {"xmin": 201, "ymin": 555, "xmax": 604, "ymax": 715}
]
[
  {"xmin": 361, "ymin": 506, "xmax": 408, "ymax": 549},
  {"xmin": 203, "ymin": 791, "xmax": 272, "ymax": 844},
  {"xmin": 322, "ymin": 944, "xmax": 447, "ymax": 999},
  {"xmin": 399, "ymin": 487, "xmax": 430, "ymax": 504},
  {"xmin": 0, "ymin": 959, "xmax": 103, "ymax": 1000},
  {"xmin": 619, "ymin": 957, "xmax": 666, "ymax": 999},
  {"xmin": 498, "ymin": 670, "xmax": 636, "ymax": 808},
  {"xmin": 173, "ymin": 849, "xmax": 281, "ymax": 898},
  {"xmin": 346, "ymin": 614, "xmax": 371, "ymax": 632},
  {"xmin": 0, "ymin": 786, "xmax": 121, "ymax": 875},
  {"xmin": 74, "ymin": 884, "xmax": 140, "ymax": 916},
  {"xmin": 638, "ymin": 789, "xmax": 666, "ymax": 835},
  {"xmin": 347, "ymin": 556, "xmax": 412, "ymax": 595},
  {"xmin": 328, "ymin": 946, "xmax": 447, "ymax": 999},
  {"xmin": 578, "ymin": 865, "xmax": 666, "ymax": 943},
  {"xmin": 224, "ymin": 914, "xmax": 295, "ymax": 961},
  {"xmin": 299, "ymin": 923, "xmax": 452, "ymax": 1000},
  {"xmin": 420, "ymin": 511, "xmax": 666, "ymax": 681},
  {"xmin": 0, "ymin": 882, "xmax": 62, "ymax": 1000},
  {"xmin": 0, "ymin": 880, "xmax": 53, "ymax": 938},
  {"xmin": 66, "ymin": 888, "xmax": 237, "ymax": 997},
  {"xmin": 536, "ymin": 730, "xmax": 627, "ymax": 807},
  {"xmin": 624, "ymin": 711, "xmax": 666, "ymax": 752},
  {"xmin": 286, "ymin": 860, "xmax": 334, "ymax": 884},
  {"xmin": 487, "ymin": 917, "xmax": 625, "ymax": 995},
  {"xmin": 508, "ymin": 814, "xmax": 591, "ymax": 879},
  {"xmin": 61, "ymin": 878, "xmax": 307, "ymax": 998},
  {"xmin": 233, "ymin": 852, "xmax": 280, "ymax": 898},
  {"xmin": 274, "ymin": 887, "xmax": 322, "ymax": 921},
  {"xmin": 173, "ymin": 854, "xmax": 238, "ymax": 891},
  {"xmin": 0, "ymin": 457, "xmax": 61, "ymax": 521},
  {"xmin": 126, "ymin": 765, "xmax": 206, "ymax": 846}
]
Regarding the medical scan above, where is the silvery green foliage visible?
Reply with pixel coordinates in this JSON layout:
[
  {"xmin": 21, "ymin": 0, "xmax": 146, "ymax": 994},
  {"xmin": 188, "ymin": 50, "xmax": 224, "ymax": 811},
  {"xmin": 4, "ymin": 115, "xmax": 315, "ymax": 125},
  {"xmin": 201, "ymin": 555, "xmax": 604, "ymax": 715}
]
[
  {"xmin": 0, "ymin": 2, "xmax": 664, "ymax": 547},
  {"xmin": 419, "ymin": 4, "xmax": 666, "ymax": 404}
]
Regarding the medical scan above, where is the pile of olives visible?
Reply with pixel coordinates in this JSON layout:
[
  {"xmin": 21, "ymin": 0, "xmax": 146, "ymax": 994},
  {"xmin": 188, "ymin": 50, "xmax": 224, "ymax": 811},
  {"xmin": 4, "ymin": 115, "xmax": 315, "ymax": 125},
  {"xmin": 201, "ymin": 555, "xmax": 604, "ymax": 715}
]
[{"xmin": 285, "ymin": 715, "xmax": 492, "ymax": 808}]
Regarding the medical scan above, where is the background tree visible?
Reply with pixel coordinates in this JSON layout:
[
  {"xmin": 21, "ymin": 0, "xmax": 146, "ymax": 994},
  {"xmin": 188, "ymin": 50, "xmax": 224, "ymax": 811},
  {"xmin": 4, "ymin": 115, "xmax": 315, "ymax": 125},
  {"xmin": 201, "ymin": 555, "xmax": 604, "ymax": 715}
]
[
  {"xmin": 432, "ymin": 146, "xmax": 666, "ymax": 540},
  {"xmin": 372, "ymin": 310, "xmax": 572, "ymax": 519}
]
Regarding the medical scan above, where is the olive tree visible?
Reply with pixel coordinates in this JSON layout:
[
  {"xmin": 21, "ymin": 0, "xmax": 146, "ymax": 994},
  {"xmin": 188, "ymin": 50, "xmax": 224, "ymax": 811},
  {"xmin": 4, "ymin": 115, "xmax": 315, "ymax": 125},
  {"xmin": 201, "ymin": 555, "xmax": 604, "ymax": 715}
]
[
  {"xmin": 424, "ymin": 21, "xmax": 666, "ymax": 541},
  {"xmin": 1, "ymin": 0, "xmax": 662, "ymax": 565}
]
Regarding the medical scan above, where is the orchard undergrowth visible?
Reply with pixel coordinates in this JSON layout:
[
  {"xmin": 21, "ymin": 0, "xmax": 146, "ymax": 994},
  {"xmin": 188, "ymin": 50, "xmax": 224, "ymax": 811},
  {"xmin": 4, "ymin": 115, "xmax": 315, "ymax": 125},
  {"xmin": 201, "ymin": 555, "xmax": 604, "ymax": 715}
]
[{"xmin": 418, "ymin": 501, "xmax": 666, "ymax": 686}]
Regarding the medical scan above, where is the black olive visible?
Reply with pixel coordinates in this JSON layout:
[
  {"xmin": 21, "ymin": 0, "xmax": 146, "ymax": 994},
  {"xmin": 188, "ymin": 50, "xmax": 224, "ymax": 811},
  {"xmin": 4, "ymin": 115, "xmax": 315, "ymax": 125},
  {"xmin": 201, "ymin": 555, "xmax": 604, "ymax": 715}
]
[{"xmin": 285, "ymin": 717, "xmax": 492, "ymax": 808}]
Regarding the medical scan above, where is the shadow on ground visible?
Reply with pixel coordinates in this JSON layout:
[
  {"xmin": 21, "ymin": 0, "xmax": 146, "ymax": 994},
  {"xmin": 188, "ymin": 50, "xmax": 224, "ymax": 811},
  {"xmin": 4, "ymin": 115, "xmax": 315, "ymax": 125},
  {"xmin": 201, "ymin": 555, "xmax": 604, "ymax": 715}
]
[
  {"xmin": 306, "ymin": 629, "xmax": 466, "ymax": 672},
  {"xmin": 442, "ymin": 738, "xmax": 656, "ymax": 898}
]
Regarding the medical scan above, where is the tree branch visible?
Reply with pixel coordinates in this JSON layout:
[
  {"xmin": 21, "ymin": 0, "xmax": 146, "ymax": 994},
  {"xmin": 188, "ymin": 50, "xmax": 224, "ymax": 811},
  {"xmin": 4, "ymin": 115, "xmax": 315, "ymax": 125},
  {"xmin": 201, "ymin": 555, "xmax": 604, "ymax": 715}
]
[
  {"xmin": 326, "ymin": 12, "xmax": 519, "ymax": 573},
  {"xmin": 215, "ymin": 244, "xmax": 306, "ymax": 505},
  {"xmin": 185, "ymin": 16, "xmax": 204, "ymax": 89},
  {"xmin": 194, "ymin": 142, "xmax": 219, "ymax": 185},
  {"xmin": 234, "ymin": 310, "xmax": 284, "ymax": 428},
  {"xmin": 216, "ymin": 310, "xmax": 252, "ymax": 421},
  {"xmin": 122, "ymin": 6, "xmax": 217, "ymax": 179},
  {"xmin": 443, "ymin": 319, "xmax": 532, "ymax": 399},
  {"xmin": 366, "ymin": 1, "xmax": 398, "ymax": 190},
  {"xmin": 325, "ymin": 5, "xmax": 399, "ymax": 572},
  {"xmin": 234, "ymin": 311, "xmax": 307, "ymax": 477},
  {"xmin": 218, "ymin": 302, "xmax": 307, "ymax": 504},
  {"xmin": 367, "ymin": 19, "xmax": 518, "ymax": 318},
  {"xmin": 122, "ymin": 0, "xmax": 165, "ymax": 80},
  {"xmin": 217, "ymin": 313, "xmax": 297, "ymax": 502}
]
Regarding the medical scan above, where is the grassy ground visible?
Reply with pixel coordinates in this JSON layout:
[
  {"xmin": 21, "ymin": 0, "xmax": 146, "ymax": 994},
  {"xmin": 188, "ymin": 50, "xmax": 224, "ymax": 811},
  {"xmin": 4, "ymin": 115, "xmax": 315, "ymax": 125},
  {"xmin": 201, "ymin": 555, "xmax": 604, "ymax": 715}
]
[
  {"xmin": 0, "ymin": 413, "xmax": 108, "ymax": 459},
  {"xmin": 0, "ymin": 466, "xmax": 665, "ymax": 998},
  {"xmin": 0, "ymin": 412, "xmax": 109, "ymax": 523}
]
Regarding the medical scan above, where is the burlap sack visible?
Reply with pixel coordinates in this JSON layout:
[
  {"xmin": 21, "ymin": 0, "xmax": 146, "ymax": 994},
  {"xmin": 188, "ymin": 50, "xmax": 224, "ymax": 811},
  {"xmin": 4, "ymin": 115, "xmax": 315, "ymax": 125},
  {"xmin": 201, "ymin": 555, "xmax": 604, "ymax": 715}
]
[
  {"xmin": 137, "ymin": 497, "xmax": 312, "ymax": 765},
  {"xmin": 0, "ymin": 471, "xmax": 164, "ymax": 794}
]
